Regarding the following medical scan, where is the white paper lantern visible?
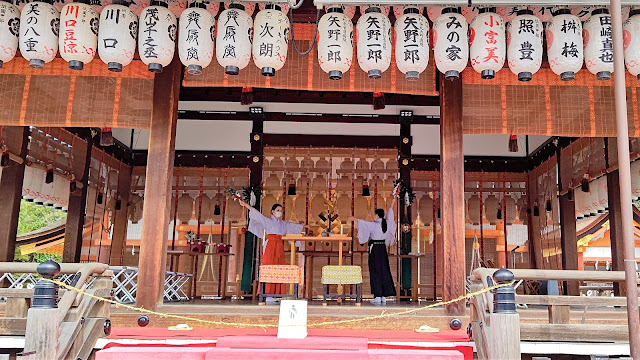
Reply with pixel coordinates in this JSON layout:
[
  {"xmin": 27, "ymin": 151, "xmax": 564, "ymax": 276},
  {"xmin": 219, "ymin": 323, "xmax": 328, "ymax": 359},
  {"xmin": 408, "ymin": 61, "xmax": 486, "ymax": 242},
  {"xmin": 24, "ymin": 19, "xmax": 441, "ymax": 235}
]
[
  {"xmin": 59, "ymin": 2, "xmax": 98, "ymax": 70},
  {"xmin": 433, "ymin": 7, "xmax": 468, "ymax": 80},
  {"xmin": 470, "ymin": 8, "xmax": 506, "ymax": 79},
  {"xmin": 394, "ymin": 7, "xmax": 429, "ymax": 81},
  {"xmin": 216, "ymin": 3, "xmax": 252, "ymax": 75},
  {"xmin": 356, "ymin": 6, "xmax": 391, "ymax": 79},
  {"xmin": 252, "ymin": 4, "xmax": 289, "ymax": 76},
  {"xmin": 506, "ymin": 9, "xmax": 543, "ymax": 81},
  {"xmin": 98, "ymin": 3, "xmax": 138, "ymax": 72},
  {"xmin": 138, "ymin": 0, "xmax": 176, "ymax": 73},
  {"xmin": 0, "ymin": 1, "xmax": 20, "ymax": 68},
  {"xmin": 624, "ymin": 8, "xmax": 640, "ymax": 80},
  {"xmin": 22, "ymin": 165, "xmax": 44, "ymax": 202},
  {"xmin": 546, "ymin": 8, "xmax": 583, "ymax": 81},
  {"xmin": 584, "ymin": 8, "xmax": 613, "ymax": 80},
  {"xmin": 178, "ymin": 2, "xmax": 214, "ymax": 75},
  {"xmin": 19, "ymin": 1, "xmax": 59, "ymax": 68},
  {"xmin": 317, "ymin": 6, "xmax": 353, "ymax": 80}
]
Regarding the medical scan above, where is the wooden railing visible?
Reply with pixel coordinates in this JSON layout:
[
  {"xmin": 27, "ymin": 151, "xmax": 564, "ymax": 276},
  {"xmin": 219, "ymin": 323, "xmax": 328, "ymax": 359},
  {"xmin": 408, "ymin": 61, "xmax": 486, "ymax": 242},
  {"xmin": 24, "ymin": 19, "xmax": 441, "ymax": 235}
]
[
  {"xmin": 0, "ymin": 262, "xmax": 112, "ymax": 360},
  {"xmin": 470, "ymin": 267, "xmax": 640, "ymax": 353}
]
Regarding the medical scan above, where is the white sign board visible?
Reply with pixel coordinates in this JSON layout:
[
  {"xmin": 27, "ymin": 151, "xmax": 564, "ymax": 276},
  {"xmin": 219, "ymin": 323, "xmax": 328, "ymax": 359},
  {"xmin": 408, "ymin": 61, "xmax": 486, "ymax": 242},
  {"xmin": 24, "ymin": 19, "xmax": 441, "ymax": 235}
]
[{"xmin": 277, "ymin": 300, "xmax": 308, "ymax": 339}]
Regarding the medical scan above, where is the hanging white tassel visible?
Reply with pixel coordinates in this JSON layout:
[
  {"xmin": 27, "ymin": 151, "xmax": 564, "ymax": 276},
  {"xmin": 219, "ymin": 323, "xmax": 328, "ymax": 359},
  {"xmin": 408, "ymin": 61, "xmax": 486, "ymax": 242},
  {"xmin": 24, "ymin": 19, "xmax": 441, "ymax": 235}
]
[{"xmin": 250, "ymin": 191, "xmax": 257, "ymax": 206}]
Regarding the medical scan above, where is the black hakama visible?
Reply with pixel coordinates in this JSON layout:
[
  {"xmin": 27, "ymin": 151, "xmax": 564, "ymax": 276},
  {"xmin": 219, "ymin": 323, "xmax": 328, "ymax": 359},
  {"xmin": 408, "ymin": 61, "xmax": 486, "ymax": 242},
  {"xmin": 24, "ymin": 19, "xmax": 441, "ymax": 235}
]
[{"xmin": 368, "ymin": 240, "xmax": 396, "ymax": 298}]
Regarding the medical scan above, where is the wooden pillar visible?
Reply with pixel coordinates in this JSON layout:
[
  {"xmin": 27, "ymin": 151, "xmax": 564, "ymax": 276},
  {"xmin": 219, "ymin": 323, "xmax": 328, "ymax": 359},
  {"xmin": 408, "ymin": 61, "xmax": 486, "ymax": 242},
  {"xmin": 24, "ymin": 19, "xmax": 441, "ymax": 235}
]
[
  {"xmin": 607, "ymin": 169, "xmax": 626, "ymax": 296},
  {"xmin": 557, "ymin": 148, "xmax": 579, "ymax": 295},
  {"xmin": 399, "ymin": 123, "xmax": 412, "ymax": 294},
  {"xmin": 109, "ymin": 164, "xmax": 132, "ymax": 266},
  {"xmin": 136, "ymin": 57, "xmax": 180, "ymax": 310},
  {"xmin": 0, "ymin": 127, "xmax": 30, "ymax": 262},
  {"xmin": 526, "ymin": 174, "xmax": 541, "ymax": 269},
  {"xmin": 241, "ymin": 119, "xmax": 263, "ymax": 293},
  {"xmin": 439, "ymin": 73, "xmax": 466, "ymax": 315},
  {"xmin": 63, "ymin": 137, "xmax": 92, "ymax": 263}
]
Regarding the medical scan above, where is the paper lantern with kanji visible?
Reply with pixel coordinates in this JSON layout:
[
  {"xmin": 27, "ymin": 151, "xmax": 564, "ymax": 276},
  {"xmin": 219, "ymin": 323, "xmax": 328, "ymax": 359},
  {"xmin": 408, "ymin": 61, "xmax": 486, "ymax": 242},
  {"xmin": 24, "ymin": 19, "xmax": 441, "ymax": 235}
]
[
  {"xmin": 317, "ymin": 6, "xmax": 353, "ymax": 80},
  {"xmin": 59, "ymin": 2, "xmax": 98, "ymax": 70},
  {"xmin": 624, "ymin": 8, "xmax": 640, "ymax": 80},
  {"xmin": 584, "ymin": 8, "xmax": 614, "ymax": 80},
  {"xmin": 19, "ymin": 1, "xmax": 59, "ymax": 69},
  {"xmin": 356, "ymin": 6, "xmax": 391, "ymax": 79},
  {"xmin": 138, "ymin": 0, "xmax": 177, "ymax": 73},
  {"xmin": 252, "ymin": 4, "xmax": 289, "ymax": 77},
  {"xmin": 394, "ymin": 7, "xmax": 429, "ymax": 81},
  {"xmin": 98, "ymin": 3, "xmax": 138, "ymax": 72},
  {"xmin": 470, "ymin": 8, "xmax": 505, "ymax": 79},
  {"xmin": 506, "ymin": 9, "xmax": 543, "ymax": 82},
  {"xmin": 178, "ymin": 1, "xmax": 214, "ymax": 75},
  {"xmin": 216, "ymin": 3, "xmax": 252, "ymax": 75},
  {"xmin": 546, "ymin": 8, "xmax": 583, "ymax": 81},
  {"xmin": 0, "ymin": 1, "xmax": 20, "ymax": 68},
  {"xmin": 433, "ymin": 7, "xmax": 468, "ymax": 80}
]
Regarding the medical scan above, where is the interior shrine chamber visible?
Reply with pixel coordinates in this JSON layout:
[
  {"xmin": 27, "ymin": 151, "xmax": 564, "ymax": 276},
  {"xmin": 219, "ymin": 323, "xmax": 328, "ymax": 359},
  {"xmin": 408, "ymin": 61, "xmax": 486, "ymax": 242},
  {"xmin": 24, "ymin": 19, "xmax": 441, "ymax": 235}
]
[{"xmin": 1, "ymin": 0, "xmax": 640, "ymax": 359}]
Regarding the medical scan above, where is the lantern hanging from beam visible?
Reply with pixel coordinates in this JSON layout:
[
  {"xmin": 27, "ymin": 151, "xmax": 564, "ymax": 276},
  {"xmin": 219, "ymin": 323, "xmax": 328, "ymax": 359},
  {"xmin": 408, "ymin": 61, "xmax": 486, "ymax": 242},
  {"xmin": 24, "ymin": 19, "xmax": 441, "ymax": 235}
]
[
  {"xmin": 624, "ymin": 7, "xmax": 640, "ymax": 81},
  {"xmin": 356, "ymin": 5, "xmax": 391, "ymax": 79},
  {"xmin": 462, "ymin": 6, "xmax": 479, "ymax": 24},
  {"xmin": 394, "ymin": 7, "xmax": 429, "ymax": 81},
  {"xmin": 470, "ymin": 7, "xmax": 506, "ymax": 79},
  {"xmin": 317, "ymin": 5, "xmax": 353, "ymax": 80},
  {"xmin": 98, "ymin": 2, "xmax": 138, "ymax": 72},
  {"xmin": 506, "ymin": 8, "xmax": 543, "ymax": 82},
  {"xmin": 138, "ymin": 0, "xmax": 177, "ymax": 73},
  {"xmin": 0, "ymin": 1, "xmax": 20, "ymax": 68},
  {"xmin": 433, "ymin": 7, "xmax": 468, "ymax": 80},
  {"xmin": 497, "ymin": 6, "xmax": 517, "ymax": 22},
  {"xmin": 216, "ymin": 3, "xmax": 253, "ymax": 75},
  {"xmin": 178, "ymin": 0, "xmax": 215, "ymax": 75},
  {"xmin": 546, "ymin": 8, "xmax": 583, "ymax": 81},
  {"xmin": 19, "ymin": 0, "xmax": 59, "ymax": 69},
  {"xmin": 59, "ymin": 1, "xmax": 99, "ymax": 70},
  {"xmin": 584, "ymin": 7, "xmax": 613, "ymax": 80},
  {"xmin": 252, "ymin": 4, "xmax": 289, "ymax": 77}
]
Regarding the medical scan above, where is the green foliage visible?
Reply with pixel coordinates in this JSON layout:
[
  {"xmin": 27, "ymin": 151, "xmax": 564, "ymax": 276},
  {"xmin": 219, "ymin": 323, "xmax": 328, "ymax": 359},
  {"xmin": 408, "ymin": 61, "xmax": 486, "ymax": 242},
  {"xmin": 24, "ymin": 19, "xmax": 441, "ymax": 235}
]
[
  {"xmin": 14, "ymin": 200, "xmax": 66, "ymax": 262},
  {"xmin": 17, "ymin": 200, "xmax": 66, "ymax": 236}
]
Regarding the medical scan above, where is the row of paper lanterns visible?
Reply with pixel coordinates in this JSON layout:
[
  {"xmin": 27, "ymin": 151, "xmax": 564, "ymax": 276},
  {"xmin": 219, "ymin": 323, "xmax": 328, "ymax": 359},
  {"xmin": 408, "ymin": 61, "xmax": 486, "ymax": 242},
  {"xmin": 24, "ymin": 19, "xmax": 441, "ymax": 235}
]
[{"xmin": 1, "ymin": 1, "xmax": 640, "ymax": 81}]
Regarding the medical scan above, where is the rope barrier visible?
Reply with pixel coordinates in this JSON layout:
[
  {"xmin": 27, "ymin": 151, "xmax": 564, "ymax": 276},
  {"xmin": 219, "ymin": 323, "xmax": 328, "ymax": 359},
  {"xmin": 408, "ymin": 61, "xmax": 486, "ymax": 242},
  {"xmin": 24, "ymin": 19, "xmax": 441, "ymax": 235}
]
[{"xmin": 42, "ymin": 278, "xmax": 509, "ymax": 329}]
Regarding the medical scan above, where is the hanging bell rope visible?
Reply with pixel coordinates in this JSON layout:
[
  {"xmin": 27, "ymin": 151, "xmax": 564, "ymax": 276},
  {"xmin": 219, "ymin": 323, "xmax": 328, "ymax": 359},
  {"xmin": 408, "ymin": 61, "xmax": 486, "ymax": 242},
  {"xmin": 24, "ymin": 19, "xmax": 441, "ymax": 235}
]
[{"xmin": 288, "ymin": 6, "xmax": 320, "ymax": 56}]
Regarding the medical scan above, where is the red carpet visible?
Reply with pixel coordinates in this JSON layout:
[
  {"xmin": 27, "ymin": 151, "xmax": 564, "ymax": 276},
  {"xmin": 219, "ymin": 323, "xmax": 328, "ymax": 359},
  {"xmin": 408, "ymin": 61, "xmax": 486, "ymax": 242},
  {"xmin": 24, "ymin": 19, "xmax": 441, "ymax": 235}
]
[
  {"xmin": 108, "ymin": 327, "xmax": 471, "ymax": 343},
  {"xmin": 99, "ymin": 335, "xmax": 470, "ymax": 360}
]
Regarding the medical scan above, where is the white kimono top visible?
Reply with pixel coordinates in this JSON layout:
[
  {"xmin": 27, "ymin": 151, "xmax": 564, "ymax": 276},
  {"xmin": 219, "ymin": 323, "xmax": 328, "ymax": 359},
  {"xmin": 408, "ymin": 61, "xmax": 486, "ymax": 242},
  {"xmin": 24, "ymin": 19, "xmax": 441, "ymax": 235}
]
[
  {"xmin": 356, "ymin": 208, "xmax": 396, "ymax": 246},
  {"xmin": 247, "ymin": 208, "xmax": 304, "ymax": 252}
]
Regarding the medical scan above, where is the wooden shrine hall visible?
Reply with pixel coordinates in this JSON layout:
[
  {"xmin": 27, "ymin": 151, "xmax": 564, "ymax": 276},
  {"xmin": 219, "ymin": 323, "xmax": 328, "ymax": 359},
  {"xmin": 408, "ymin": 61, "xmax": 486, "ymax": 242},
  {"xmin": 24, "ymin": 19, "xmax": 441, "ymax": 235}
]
[{"xmin": 0, "ymin": 0, "xmax": 640, "ymax": 359}]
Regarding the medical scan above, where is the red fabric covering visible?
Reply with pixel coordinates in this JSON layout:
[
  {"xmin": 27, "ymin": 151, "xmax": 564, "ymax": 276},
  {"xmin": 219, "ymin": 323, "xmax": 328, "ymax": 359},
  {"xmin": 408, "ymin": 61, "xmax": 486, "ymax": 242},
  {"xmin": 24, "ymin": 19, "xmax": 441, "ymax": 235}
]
[
  {"xmin": 369, "ymin": 343, "xmax": 473, "ymax": 360},
  {"xmin": 108, "ymin": 327, "xmax": 470, "ymax": 343}
]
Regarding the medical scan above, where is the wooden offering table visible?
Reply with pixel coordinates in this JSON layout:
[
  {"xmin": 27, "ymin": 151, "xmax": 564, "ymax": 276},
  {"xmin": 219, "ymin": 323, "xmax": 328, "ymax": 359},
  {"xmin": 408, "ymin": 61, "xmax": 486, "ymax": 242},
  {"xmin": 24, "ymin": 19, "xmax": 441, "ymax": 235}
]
[{"xmin": 283, "ymin": 234, "xmax": 352, "ymax": 298}]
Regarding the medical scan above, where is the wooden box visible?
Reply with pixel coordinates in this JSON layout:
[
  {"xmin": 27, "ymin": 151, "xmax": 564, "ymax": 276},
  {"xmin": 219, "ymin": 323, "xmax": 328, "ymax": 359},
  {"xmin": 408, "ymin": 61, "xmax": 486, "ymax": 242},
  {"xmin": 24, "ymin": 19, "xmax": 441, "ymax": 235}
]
[{"xmin": 331, "ymin": 240, "xmax": 351, "ymax": 253}]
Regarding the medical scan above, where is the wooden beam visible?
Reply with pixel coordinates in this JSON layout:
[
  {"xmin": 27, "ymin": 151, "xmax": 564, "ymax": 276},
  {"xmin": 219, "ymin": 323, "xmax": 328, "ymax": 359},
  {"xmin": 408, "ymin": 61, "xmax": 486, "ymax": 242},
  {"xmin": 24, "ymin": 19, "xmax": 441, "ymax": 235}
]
[
  {"xmin": 439, "ymin": 74, "xmax": 466, "ymax": 316},
  {"xmin": 63, "ymin": 137, "xmax": 92, "ymax": 263},
  {"xmin": 136, "ymin": 57, "xmax": 180, "ymax": 310},
  {"xmin": 607, "ymin": 169, "xmax": 626, "ymax": 296},
  {"xmin": 109, "ymin": 164, "xmax": 132, "ymax": 266},
  {"xmin": 262, "ymin": 134, "xmax": 401, "ymax": 149},
  {"xmin": 526, "ymin": 174, "xmax": 541, "ymax": 269},
  {"xmin": 399, "ymin": 123, "xmax": 412, "ymax": 294},
  {"xmin": 0, "ymin": 127, "xmax": 29, "ymax": 262}
]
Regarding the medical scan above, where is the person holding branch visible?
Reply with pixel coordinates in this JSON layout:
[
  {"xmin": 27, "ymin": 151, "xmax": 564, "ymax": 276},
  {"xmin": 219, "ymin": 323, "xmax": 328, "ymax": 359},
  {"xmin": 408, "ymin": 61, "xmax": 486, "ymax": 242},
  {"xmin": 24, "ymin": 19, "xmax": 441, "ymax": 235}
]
[
  {"xmin": 348, "ymin": 190, "xmax": 398, "ymax": 305},
  {"xmin": 238, "ymin": 199, "xmax": 309, "ymax": 298}
]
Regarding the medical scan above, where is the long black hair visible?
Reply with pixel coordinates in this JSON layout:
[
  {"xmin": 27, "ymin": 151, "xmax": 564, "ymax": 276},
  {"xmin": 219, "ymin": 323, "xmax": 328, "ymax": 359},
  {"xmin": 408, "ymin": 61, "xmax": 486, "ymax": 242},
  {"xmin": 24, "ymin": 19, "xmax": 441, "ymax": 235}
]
[{"xmin": 374, "ymin": 208, "xmax": 387, "ymax": 233}]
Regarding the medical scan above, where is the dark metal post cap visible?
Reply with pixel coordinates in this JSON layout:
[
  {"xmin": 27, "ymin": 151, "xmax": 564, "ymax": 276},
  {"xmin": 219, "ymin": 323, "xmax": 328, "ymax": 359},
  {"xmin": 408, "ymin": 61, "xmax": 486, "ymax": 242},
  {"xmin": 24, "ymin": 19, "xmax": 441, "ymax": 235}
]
[{"xmin": 37, "ymin": 259, "xmax": 61, "ymax": 279}]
